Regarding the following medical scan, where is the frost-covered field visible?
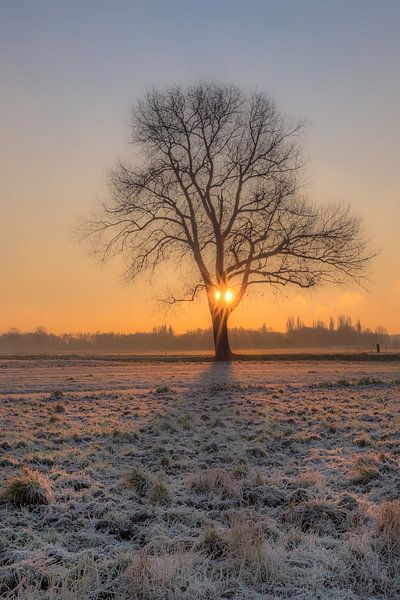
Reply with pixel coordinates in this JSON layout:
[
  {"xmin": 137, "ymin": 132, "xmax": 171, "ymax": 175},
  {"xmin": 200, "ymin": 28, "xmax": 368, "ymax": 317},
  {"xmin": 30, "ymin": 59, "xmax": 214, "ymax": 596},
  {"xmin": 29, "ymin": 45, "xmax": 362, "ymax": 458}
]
[{"xmin": 1, "ymin": 357, "xmax": 400, "ymax": 599}]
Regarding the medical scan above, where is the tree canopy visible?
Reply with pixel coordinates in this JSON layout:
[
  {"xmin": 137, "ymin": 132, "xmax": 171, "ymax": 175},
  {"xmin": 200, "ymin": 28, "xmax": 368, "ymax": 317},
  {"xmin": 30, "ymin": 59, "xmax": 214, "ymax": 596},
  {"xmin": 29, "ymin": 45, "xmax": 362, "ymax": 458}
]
[{"xmin": 84, "ymin": 82, "xmax": 372, "ymax": 359}]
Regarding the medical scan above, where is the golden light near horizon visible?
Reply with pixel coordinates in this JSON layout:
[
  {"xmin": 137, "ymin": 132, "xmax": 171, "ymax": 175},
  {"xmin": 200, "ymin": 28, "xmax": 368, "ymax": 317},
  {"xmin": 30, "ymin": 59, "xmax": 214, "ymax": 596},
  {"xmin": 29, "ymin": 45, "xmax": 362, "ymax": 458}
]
[
  {"xmin": 215, "ymin": 289, "xmax": 233, "ymax": 303},
  {"xmin": 1, "ymin": 4, "xmax": 399, "ymax": 337}
]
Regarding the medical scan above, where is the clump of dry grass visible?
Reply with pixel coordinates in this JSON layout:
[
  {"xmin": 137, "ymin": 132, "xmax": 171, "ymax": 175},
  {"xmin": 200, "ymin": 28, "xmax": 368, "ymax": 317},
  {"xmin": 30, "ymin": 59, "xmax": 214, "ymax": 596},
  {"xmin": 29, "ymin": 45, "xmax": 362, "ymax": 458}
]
[
  {"xmin": 125, "ymin": 466, "xmax": 152, "ymax": 496},
  {"xmin": 123, "ymin": 548, "xmax": 215, "ymax": 599},
  {"xmin": 26, "ymin": 452, "xmax": 55, "ymax": 466},
  {"xmin": 1, "ymin": 554, "xmax": 116, "ymax": 600},
  {"xmin": 226, "ymin": 513, "xmax": 286, "ymax": 584},
  {"xmin": 354, "ymin": 433, "xmax": 372, "ymax": 447},
  {"xmin": 194, "ymin": 512, "xmax": 285, "ymax": 584},
  {"xmin": 286, "ymin": 487, "xmax": 312, "ymax": 506},
  {"xmin": 112, "ymin": 428, "xmax": 138, "ymax": 443},
  {"xmin": 188, "ymin": 468, "xmax": 240, "ymax": 499},
  {"xmin": 337, "ymin": 492, "xmax": 361, "ymax": 512},
  {"xmin": 348, "ymin": 453, "xmax": 381, "ymax": 484},
  {"xmin": 291, "ymin": 431, "xmax": 321, "ymax": 444},
  {"xmin": 283, "ymin": 499, "xmax": 348, "ymax": 536},
  {"xmin": 194, "ymin": 524, "xmax": 227, "ymax": 557},
  {"xmin": 375, "ymin": 500, "xmax": 400, "ymax": 559},
  {"xmin": 1, "ymin": 550, "xmax": 217, "ymax": 600},
  {"xmin": 232, "ymin": 459, "xmax": 249, "ymax": 480},
  {"xmin": 3, "ymin": 468, "xmax": 53, "ymax": 506},
  {"xmin": 246, "ymin": 444, "xmax": 267, "ymax": 458},
  {"xmin": 336, "ymin": 533, "xmax": 391, "ymax": 596},
  {"xmin": 125, "ymin": 466, "xmax": 172, "ymax": 505},
  {"xmin": 242, "ymin": 474, "xmax": 286, "ymax": 508},
  {"xmin": 156, "ymin": 419, "xmax": 178, "ymax": 434},
  {"xmin": 293, "ymin": 470, "xmax": 325, "ymax": 490},
  {"xmin": 147, "ymin": 479, "xmax": 172, "ymax": 506},
  {"xmin": 61, "ymin": 475, "xmax": 91, "ymax": 491},
  {"xmin": 0, "ymin": 455, "xmax": 18, "ymax": 468}
]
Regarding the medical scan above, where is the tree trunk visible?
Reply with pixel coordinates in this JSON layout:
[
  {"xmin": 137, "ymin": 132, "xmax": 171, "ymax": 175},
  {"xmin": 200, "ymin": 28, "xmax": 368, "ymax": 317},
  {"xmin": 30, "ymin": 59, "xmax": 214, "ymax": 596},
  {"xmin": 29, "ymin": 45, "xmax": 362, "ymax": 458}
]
[{"xmin": 211, "ymin": 309, "xmax": 233, "ymax": 361}]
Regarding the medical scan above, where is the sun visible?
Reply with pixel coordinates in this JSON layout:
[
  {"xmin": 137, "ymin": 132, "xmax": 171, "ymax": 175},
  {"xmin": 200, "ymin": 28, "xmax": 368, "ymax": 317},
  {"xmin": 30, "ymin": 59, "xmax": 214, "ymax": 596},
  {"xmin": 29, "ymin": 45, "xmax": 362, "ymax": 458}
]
[
  {"xmin": 225, "ymin": 290, "xmax": 233, "ymax": 303},
  {"xmin": 215, "ymin": 289, "xmax": 233, "ymax": 303}
]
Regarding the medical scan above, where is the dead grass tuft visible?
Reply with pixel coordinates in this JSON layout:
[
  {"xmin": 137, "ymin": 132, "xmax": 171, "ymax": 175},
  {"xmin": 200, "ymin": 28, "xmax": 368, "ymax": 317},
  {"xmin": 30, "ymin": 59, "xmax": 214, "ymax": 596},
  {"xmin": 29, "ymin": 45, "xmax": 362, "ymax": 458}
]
[
  {"xmin": 354, "ymin": 433, "xmax": 371, "ymax": 447},
  {"xmin": 3, "ymin": 468, "xmax": 53, "ymax": 506},
  {"xmin": 226, "ymin": 512, "xmax": 286, "ymax": 584},
  {"xmin": 147, "ymin": 479, "xmax": 173, "ymax": 506},
  {"xmin": 375, "ymin": 500, "xmax": 400, "ymax": 559},
  {"xmin": 337, "ymin": 533, "xmax": 391, "ymax": 596},
  {"xmin": 194, "ymin": 525, "xmax": 227, "ymax": 557},
  {"xmin": 348, "ymin": 453, "xmax": 381, "ymax": 484},
  {"xmin": 188, "ymin": 468, "xmax": 240, "ymax": 499},
  {"xmin": 125, "ymin": 466, "xmax": 152, "ymax": 496},
  {"xmin": 283, "ymin": 499, "xmax": 348, "ymax": 536},
  {"xmin": 123, "ymin": 548, "xmax": 216, "ymax": 599},
  {"xmin": 246, "ymin": 444, "xmax": 267, "ymax": 458}
]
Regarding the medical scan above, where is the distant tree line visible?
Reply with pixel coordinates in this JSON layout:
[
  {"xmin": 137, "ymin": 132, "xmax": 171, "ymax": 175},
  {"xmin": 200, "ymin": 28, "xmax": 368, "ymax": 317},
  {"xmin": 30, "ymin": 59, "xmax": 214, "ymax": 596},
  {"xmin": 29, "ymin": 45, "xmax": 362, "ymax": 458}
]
[{"xmin": 0, "ymin": 317, "xmax": 398, "ymax": 354}]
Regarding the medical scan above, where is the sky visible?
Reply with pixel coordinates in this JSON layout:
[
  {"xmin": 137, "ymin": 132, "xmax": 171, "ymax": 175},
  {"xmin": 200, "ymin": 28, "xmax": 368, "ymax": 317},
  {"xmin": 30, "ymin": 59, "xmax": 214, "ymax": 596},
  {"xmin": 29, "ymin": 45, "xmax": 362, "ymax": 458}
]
[{"xmin": 1, "ymin": 0, "xmax": 399, "ymax": 334}]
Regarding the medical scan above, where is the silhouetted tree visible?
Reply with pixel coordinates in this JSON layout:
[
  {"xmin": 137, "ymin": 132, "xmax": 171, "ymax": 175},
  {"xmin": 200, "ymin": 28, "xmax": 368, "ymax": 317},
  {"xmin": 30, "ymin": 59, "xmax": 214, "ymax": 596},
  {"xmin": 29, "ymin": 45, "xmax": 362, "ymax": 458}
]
[
  {"xmin": 84, "ymin": 83, "xmax": 372, "ymax": 360},
  {"xmin": 287, "ymin": 317, "xmax": 295, "ymax": 333}
]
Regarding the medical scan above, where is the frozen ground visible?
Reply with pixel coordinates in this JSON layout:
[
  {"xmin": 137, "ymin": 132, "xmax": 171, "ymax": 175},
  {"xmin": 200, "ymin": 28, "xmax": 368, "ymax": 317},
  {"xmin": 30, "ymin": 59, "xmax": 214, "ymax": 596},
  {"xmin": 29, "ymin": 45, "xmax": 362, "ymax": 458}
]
[{"xmin": 0, "ymin": 357, "xmax": 399, "ymax": 599}]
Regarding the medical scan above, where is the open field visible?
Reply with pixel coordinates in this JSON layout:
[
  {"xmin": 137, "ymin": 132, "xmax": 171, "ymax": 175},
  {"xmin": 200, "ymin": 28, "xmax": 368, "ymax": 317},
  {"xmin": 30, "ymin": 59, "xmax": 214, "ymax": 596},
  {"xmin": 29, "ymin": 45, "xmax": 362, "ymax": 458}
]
[{"xmin": 1, "ymin": 357, "xmax": 400, "ymax": 599}]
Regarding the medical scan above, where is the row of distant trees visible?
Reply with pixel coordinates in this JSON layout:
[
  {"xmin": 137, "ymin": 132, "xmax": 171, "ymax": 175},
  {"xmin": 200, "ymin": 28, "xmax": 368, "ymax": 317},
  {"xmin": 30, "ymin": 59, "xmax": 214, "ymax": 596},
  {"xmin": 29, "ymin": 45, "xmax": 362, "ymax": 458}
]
[{"xmin": 1, "ymin": 317, "xmax": 398, "ymax": 354}]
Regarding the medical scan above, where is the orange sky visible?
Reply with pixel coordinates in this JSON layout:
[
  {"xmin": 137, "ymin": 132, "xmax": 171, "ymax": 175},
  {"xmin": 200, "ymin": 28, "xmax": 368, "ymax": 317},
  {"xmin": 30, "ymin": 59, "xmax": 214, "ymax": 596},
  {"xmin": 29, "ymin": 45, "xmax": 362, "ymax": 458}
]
[{"xmin": 1, "ymin": 2, "xmax": 399, "ymax": 334}]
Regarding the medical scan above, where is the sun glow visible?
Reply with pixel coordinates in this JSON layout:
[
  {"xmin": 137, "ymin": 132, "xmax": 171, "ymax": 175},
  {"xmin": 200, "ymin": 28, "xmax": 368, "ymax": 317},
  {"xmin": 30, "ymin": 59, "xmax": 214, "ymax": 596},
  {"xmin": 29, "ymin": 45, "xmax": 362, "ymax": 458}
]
[{"xmin": 215, "ymin": 289, "xmax": 233, "ymax": 303}]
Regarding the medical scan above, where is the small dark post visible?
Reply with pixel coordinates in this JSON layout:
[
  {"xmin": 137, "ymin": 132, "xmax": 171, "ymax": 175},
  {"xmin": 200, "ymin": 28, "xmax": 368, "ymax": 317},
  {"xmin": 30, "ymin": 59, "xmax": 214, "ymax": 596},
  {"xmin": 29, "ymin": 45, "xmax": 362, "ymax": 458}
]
[{"xmin": 376, "ymin": 343, "xmax": 380, "ymax": 353}]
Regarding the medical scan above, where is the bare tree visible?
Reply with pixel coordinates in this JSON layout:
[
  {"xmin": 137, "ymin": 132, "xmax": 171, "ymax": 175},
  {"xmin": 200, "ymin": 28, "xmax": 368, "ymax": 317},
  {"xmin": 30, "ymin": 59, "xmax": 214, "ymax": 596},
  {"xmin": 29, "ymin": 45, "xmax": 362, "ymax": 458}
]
[{"xmin": 84, "ymin": 82, "xmax": 372, "ymax": 361}]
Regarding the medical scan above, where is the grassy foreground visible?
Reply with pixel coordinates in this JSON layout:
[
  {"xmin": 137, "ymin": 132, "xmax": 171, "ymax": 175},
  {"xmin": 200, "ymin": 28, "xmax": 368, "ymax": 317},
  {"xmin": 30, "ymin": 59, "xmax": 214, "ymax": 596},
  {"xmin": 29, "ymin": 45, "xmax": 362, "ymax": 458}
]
[{"xmin": 0, "ymin": 360, "xmax": 399, "ymax": 599}]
